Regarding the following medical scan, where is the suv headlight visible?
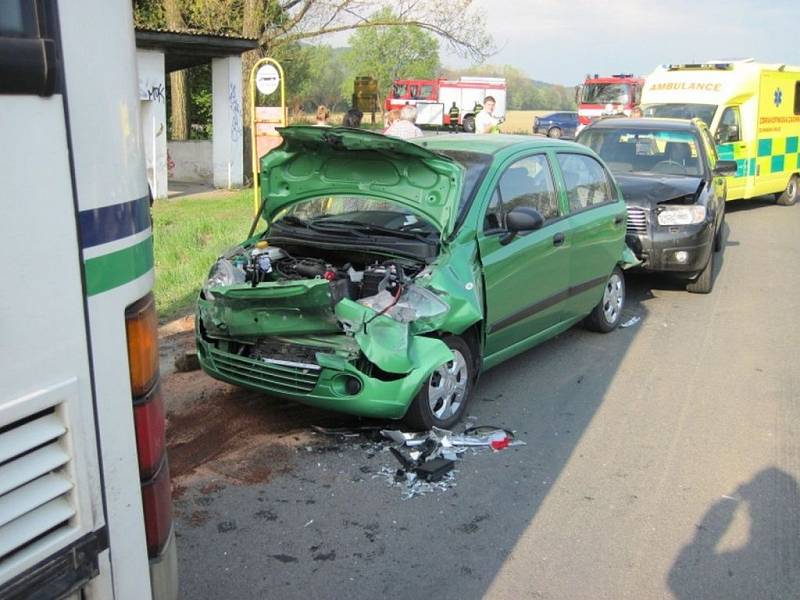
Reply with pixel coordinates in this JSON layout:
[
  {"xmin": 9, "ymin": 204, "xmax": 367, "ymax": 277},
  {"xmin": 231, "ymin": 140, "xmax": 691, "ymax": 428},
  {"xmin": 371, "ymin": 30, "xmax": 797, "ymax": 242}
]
[
  {"xmin": 203, "ymin": 258, "xmax": 245, "ymax": 300},
  {"xmin": 657, "ymin": 205, "xmax": 706, "ymax": 226}
]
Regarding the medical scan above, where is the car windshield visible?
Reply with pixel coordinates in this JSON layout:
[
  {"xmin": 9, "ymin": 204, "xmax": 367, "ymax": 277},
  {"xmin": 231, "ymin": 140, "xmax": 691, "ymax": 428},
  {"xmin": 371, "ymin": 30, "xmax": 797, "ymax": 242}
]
[
  {"xmin": 272, "ymin": 196, "xmax": 439, "ymax": 239},
  {"xmin": 642, "ymin": 103, "xmax": 717, "ymax": 126},
  {"xmin": 582, "ymin": 83, "xmax": 630, "ymax": 104},
  {"xmin": 580, "ymin": 128, "xmax": 704, "ymax": 177},
  {"xmin": 433, "ymin": 149, "xmax": 493, "ymax": 223}
]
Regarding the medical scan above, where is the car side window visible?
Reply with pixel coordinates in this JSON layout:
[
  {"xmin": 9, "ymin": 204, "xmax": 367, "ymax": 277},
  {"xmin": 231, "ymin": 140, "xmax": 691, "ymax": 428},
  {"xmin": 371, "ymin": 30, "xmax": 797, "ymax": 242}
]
[
  {"xmin": 483, "ymin": 154, "xmax": 559, "ymax": 232},
  {"xmin": 556, "ymin": 153, "xmax": 614, "ymax": 212},
  {"xmin": 718, "ymin": 106, "xmax": 741, "ymax": 143}
]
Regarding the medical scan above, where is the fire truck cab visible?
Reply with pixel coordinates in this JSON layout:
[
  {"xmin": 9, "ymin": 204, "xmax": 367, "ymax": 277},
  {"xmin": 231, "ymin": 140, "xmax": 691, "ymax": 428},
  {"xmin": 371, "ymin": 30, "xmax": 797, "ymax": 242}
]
[{"xmin": 576, "ymin": 73, "xmax": 644, "ymax": 133}]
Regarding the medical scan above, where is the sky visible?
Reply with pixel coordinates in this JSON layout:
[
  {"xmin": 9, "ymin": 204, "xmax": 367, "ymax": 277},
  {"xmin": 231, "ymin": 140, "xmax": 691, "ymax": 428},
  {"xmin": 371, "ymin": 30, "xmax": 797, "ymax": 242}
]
[{"xmin": 440, "ymin": 0, "xmax": 800, "ymax": 85}]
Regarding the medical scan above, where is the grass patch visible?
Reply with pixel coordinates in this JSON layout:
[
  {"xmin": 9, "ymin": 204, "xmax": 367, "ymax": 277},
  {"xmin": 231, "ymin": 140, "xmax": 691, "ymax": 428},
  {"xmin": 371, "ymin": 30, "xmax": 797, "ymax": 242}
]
[{"xmin": 153, "ymin": 190, "xmax": 254, "ymax": 322}]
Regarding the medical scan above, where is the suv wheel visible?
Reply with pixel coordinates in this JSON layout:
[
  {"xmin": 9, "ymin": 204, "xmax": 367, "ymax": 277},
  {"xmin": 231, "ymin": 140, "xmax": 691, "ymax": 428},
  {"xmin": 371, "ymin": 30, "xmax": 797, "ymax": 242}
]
[{"xmin": 686, "ymin": 249, "xmax": 715, "ymax": 294}]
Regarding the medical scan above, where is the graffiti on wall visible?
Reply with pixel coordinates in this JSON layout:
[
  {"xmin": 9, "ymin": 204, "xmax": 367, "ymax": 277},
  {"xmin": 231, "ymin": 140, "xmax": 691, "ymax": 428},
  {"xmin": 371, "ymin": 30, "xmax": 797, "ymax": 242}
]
[
  {"xmin": 139, "ymin": 78, "xmax": 165, "ymax": 103},
  {"xmin": 229, "ymin": 82, "xmax": 242, "ymax": 142}
]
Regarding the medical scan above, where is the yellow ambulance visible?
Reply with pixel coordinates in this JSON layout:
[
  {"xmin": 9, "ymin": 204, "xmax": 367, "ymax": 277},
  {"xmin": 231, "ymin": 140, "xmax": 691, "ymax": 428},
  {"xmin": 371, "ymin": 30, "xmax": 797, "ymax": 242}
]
[{"xmin": 641, "ymin": 59, "xmax": 800, "ymax": 205}]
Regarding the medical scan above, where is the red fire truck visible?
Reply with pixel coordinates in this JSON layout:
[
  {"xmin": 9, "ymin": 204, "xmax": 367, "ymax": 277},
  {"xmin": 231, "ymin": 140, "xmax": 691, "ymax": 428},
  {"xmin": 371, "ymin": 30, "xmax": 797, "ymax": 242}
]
[
  {"xmin": 385, "ymin": 77, "xmax": 507, "ymax": 132},
  {"xmin": 575, "ymin": 73, "xmax": 644, "ymax": 132}
]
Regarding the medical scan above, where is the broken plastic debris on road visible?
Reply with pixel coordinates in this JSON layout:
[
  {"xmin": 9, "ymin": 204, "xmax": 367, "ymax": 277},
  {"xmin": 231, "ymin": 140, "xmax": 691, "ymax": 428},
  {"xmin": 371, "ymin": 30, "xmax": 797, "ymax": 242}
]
[{"xmin": 311, "ymin": 422, "xmax": 526, "ymax": 500}]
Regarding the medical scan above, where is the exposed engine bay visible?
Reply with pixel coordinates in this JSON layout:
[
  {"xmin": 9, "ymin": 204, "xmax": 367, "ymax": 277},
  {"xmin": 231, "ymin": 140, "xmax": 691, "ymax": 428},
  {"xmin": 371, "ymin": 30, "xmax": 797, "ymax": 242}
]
[{"xmin": 204, "ymin": 239, "xmax": 444, "ymax": 317}]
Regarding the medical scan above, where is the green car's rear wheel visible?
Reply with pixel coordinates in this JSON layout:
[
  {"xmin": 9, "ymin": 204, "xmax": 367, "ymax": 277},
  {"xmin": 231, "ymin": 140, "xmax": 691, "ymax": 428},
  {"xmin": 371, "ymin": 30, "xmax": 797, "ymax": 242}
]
[
  {"xmin": 404, "ymin": 336, "xmax": 474, "ymax": 431},
  {"xmin": 776, "ymin": 174, "xmax": 798, "ymax": 206},
  {"xmin": 584, "ymin": 267, "xmax": 625, "ymax": 332}
]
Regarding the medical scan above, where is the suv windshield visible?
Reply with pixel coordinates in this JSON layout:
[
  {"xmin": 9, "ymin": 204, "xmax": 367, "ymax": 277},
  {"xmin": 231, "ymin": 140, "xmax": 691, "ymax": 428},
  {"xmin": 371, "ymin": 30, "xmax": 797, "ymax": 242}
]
[
  {"xmin": 642, "ymin": 103, "xmax": 717, "ymax": 126},
  {"xmin": 580, "ymin": 128, "xmax": 704, "ymax": 177},
  {"xmin": 582, "ymin": 83, "xmax": 630, "ymax": 104}
]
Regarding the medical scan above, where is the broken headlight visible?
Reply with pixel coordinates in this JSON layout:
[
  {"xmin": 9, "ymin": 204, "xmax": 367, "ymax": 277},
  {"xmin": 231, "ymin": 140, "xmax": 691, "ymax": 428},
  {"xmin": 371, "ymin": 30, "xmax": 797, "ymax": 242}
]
[
  {"xmin": 203, "ymin": 258, "xmax": 245, "ymax": 300},
  {"xmin": 657, "ymin": 205, "xmax": 706, "ymax": 226},
  {"xmin": 358, "ymin": 285, "xmax": 449, "ymax": 323}
]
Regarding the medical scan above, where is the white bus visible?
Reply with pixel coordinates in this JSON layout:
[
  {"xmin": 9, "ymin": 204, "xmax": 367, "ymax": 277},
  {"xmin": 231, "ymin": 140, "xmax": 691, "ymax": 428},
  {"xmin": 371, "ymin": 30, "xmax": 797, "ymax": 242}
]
[{"xmin": 1, "ymin": 1, "xmax": 177, "ymax": 598}]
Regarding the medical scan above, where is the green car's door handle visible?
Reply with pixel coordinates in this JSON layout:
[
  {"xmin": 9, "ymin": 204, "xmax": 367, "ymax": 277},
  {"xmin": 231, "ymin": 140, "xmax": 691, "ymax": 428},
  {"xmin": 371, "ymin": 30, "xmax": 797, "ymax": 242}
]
[
  {"xmin": 552, "ymin": 232, "xmax": 565, "ymax": 246},
  {"xmin": 614, "ymin": 214, "xmax": 624, "ymax": 225}
]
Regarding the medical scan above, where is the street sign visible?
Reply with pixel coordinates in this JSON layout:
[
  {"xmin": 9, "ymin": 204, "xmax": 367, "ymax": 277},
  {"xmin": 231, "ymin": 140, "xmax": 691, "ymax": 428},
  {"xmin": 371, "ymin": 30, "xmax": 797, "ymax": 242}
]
[{"xmin": 256, "ymin": 64, "xmax": 280, "ymax": 96}]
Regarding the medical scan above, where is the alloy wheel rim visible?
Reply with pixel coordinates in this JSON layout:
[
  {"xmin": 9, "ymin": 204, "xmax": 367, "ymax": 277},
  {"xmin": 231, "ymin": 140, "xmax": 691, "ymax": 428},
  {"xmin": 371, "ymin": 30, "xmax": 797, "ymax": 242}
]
[
  {"xmin": 603, "ymin": 273, "xmax": 624, "ymax": 324},
  {"xmin": 428, "ymin": 349, "xmax": 468, "ymax": 420}
]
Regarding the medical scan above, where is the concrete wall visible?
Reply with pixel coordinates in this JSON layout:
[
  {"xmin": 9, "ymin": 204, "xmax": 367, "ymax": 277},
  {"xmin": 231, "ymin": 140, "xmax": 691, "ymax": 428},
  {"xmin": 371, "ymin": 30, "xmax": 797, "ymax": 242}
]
[
  {"xmin": 167, "ymin": 140, "xmax": 213, "ymax": 184},
  {"xmin": 136, "ymin": 49, "xmax": 167, "ymax": 199},
  {"xmin": 212, "ymin": 56, "xmax": 244, "ymax": 189}
]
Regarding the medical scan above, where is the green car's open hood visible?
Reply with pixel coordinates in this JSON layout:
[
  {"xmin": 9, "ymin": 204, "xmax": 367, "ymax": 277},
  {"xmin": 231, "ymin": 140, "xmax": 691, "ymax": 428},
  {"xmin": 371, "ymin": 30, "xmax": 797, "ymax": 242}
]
[{"xmin": 259, "ymin": 126, "xmax": 464, "ymax": 236}]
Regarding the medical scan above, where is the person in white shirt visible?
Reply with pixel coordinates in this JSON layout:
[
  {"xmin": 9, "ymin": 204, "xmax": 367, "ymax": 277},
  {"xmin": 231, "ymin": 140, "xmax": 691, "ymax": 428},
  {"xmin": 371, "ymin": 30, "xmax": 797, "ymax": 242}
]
[
  {"xmin": 384, "ymin": 105, "xmax": 424, "ymax": 140},
  {"xmin": 474, "ymin": 96, "xmax": 501, "ymax": 134}
]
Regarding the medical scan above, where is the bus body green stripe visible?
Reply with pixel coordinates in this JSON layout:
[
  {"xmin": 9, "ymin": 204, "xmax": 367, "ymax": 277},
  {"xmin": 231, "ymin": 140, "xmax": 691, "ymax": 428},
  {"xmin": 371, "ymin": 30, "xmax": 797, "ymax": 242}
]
[{"xmin": 84, "ymin": 236, "xmax": 154, "ymax": 296}]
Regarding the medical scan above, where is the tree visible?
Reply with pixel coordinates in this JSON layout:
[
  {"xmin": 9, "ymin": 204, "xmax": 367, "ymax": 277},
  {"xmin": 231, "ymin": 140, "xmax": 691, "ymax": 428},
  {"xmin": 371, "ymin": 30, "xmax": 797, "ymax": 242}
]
[
  {"xmin": 296, "ymin": 45, "xmax": 347, "ymax": 112},
  {"xmin": 134, "ymin": 0, "xmax": 494, "ymax": 181},
  {"xmin": 165, "ymin": 0, "xmax": 190, "ymax": 139},
  {"xmin": 343, "ymin": 8, "xmax": 440, "ymax": 101}
]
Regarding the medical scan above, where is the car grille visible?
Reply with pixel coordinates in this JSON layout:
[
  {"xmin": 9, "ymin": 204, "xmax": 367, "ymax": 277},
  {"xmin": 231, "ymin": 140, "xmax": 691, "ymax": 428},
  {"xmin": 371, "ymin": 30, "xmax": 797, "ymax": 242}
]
[
  {"xmin": 626, "ymin": 207, "xmax": 647, "ymax": 234},
  {"xmin": 208, "ymin": 346, "xmax": 321, "ymax": 394}
]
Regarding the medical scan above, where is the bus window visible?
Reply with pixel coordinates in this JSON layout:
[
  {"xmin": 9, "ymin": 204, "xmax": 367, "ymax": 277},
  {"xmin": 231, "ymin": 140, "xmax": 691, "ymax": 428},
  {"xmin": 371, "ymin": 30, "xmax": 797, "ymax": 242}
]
[
  {"xmin": 420, "ymin": 84, "xmax": 433, "ymax": 99},
  {"xmin": 392, "ymin": 83, "xmax": 407, "ymax": 98}
]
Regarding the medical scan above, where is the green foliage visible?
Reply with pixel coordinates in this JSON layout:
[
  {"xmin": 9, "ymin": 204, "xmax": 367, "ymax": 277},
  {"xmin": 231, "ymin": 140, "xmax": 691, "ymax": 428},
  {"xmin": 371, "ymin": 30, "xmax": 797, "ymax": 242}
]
[
  {"xmin": 343, "ymin": 8, "xmax": 441, "ymax": 101},
  {"xmin": 132, "ymin": 0, "xmax": 165, "ymax": 28},
  {"xmin": 152, "ymin": 191, "xmax": 253, "ymax": 320},
  {"xmin": 295, "ymin": 45, "xmax": 348, "ymax": 112}
]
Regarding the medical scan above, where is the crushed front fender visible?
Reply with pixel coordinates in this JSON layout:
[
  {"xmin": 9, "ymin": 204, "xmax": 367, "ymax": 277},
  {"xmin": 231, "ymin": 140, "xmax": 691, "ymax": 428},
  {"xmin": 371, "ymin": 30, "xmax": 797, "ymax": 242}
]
[{"xmin": 334, "ymin": 299, "xmax": 453, "ymax": 375}]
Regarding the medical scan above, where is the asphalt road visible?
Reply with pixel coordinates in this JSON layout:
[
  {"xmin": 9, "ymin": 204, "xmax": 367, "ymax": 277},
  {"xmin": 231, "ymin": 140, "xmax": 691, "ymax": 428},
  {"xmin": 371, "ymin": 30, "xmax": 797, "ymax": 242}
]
[{"xmin": 169, "ymin": 197, "xmax": 799, "ymax": 600}]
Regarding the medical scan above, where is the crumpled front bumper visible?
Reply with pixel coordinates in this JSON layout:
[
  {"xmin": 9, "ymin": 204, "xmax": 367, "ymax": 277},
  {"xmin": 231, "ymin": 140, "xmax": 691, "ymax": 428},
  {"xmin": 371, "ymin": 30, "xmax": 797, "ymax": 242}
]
[
  {"xmin": 626, "ymin": 219, "xmax": 714, "ymax": 275},
  {"xmin": 195, "ymin": 310, "xmax": 453, "ymax": 420}
]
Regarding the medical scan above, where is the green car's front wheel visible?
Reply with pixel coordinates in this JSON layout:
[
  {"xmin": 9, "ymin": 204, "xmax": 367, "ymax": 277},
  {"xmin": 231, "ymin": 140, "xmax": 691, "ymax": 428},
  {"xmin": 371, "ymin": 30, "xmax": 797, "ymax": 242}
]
[
  {"xmin": 584, "ymin": 267, "xmax": 625, "ymax": 333},
  {"xmin": 404, "ymin": 336, "xmax": 474, "ymax": 431}
]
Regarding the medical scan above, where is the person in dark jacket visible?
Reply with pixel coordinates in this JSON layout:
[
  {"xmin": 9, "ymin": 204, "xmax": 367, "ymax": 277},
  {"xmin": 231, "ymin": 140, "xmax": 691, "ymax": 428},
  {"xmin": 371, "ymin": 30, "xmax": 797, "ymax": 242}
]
[{"xmin": 342, "ymin": 108, "xmax": 363, "ymax": 128}]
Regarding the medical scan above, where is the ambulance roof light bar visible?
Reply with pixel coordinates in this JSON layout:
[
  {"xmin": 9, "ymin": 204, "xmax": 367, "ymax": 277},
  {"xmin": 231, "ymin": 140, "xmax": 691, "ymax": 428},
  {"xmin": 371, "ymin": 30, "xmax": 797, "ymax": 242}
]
[{"xmin": 665, "ymin": 58, "xmax": 754, "ymax": 71}]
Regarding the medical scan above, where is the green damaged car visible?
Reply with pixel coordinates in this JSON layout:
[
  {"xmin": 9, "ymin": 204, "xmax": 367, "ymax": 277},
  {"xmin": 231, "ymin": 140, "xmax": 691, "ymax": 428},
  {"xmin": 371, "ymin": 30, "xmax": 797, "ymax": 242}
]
[{"xmin": 196, "ymin": 127, "xmax": 636, "ymax": 429}]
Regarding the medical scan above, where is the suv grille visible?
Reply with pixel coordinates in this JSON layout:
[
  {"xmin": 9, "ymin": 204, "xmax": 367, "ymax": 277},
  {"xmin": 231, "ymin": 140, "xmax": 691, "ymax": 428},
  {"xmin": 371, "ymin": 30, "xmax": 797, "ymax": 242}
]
[{"xmin": 627, "ymin": 207, "xmax": 647, "ymax": 234}]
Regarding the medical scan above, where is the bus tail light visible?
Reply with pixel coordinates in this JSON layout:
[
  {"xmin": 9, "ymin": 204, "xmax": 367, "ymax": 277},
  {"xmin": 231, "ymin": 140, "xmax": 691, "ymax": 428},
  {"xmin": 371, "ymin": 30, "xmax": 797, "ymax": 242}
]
[
  {"xmin": 126, "ymin": 292, "xmax": 173, "ymax": 558},
  {"xmin": 133, "ymin": 384, "xmax": 166, "ymax": 480},
  {"xmin": 140, "ymin": 460, "xmax": 173, "ymax": 556},
  {"xmin": 125, "ymin": 294, "xmax": 159, "ymax": 397}
]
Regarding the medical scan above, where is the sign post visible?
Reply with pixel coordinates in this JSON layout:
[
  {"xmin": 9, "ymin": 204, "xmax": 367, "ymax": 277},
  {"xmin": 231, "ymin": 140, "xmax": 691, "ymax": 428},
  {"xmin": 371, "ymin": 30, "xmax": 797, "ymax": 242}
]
[{"xmin": 249, "ymin": 58, "xmax": 286, "ymax": 215}]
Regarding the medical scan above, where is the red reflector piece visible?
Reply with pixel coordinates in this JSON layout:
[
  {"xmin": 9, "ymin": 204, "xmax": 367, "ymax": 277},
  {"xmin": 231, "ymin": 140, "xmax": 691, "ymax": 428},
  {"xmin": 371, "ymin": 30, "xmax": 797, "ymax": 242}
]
[
  {"xmin": 579, "ymin": 115, "xmax": 592, "ymax": 125},
  {"xmin": 133, "ymin": 385, "xmax": 166, "ymax": 481},
  {"xmin": 141, "ymin": 460, "xmax": 173, "ymax": 557},
  {"xmin": 324, "ymin": 270, "xmax": 336, "ymax": 281}
]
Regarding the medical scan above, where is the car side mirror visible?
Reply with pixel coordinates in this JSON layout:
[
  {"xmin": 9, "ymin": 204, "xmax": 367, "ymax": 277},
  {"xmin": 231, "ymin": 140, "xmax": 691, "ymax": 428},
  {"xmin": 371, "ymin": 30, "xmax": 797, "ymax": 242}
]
[
  {"xmin": 500, "ymin": 207, "xmax": 544, "ymax": 245},
  {"xmin": 713, "ymin": 160, "xmax": 738, "ymax": 176},
  {"xmin": 715, "ymin": 125, "xmax": 738, "ymax": 144}
]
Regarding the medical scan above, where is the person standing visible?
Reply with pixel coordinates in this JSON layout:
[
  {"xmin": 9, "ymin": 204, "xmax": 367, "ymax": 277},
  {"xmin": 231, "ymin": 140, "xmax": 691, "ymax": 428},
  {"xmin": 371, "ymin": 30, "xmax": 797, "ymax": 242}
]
[
  {"xmin": 383, "ymin": 109, "xmax": 401, "ymax": 133},
  {"xmin": 342, "ymin": 108, "xmax": 363, "ymax": 128},
  {"xmin": 384, "ymin": 105, "xmax": 424, "ymax": 139},
  {"xmin": 448, "ymin": 102, "xmax": 460, "ymax": 130},
  {"xmin": 474, "ymin": 96, "xmax": 502, "ymax": 134},
  {"xmin": 314, "ymin": 105, "xmax": 330, "ymax": 126}
]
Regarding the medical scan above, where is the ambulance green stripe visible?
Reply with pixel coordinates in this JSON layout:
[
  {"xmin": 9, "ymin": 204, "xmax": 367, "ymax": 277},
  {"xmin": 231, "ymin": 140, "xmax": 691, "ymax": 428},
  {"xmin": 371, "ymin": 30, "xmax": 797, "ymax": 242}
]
[{"xmin": 84, "ymin": 236, "xmax": 154, "ymax": 296}]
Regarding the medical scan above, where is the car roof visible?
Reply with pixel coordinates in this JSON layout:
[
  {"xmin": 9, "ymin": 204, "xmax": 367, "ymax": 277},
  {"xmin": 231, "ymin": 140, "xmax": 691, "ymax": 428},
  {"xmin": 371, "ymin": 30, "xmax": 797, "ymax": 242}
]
[
  {"xmin": 586, "ymin": 117, "xmax": 698, "ymax": 131},
  {"xmin": 415, "ymin": 133, "xmax": 582, "ymax": 156}
]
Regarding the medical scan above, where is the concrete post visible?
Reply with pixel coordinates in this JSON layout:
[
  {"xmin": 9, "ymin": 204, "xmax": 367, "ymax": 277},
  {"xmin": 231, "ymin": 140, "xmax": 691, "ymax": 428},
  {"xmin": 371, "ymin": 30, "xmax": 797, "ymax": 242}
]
[
  {"xmin": 212, "ymin": 56, "xmax": 244, "ymax": 189},
  {"xmin": 136, "ymin": 50, "xmax": 168, "ymax": 199}
]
